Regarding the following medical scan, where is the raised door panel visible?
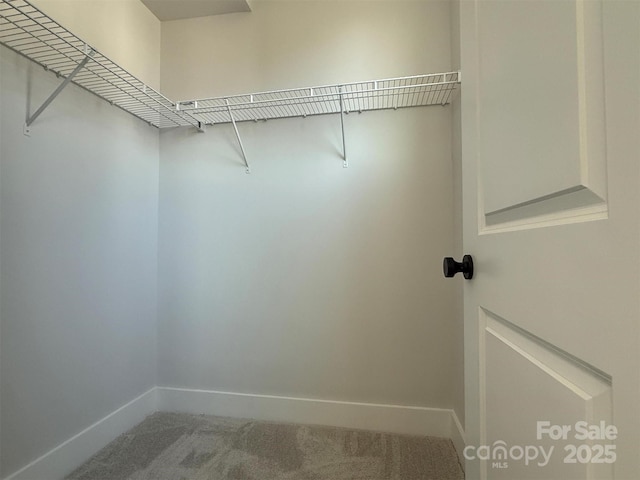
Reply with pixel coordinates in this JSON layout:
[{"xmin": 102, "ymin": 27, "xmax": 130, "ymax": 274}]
[
  {"xmin": 479, "ymin": 310, "xmax": 613, "ymax": 480},
  {"xmin": 477, "ymin": 0, "xmax": 607, "ymax": 231}
]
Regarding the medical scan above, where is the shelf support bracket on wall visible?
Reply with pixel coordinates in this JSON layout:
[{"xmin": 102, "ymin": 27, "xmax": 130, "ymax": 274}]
[
  {"xmin": 226, "ymin": 99, "xmax": 251, "ymax": 174},
  {"xmin": 177, "ymin": 101, "xmax": 207, "ymax": 132},
  {"xmin": 24, "ymin": 45, "xmax": 94, "ymax": 135},
  {"xmin": 338, "ymin": 86, "xmax": 348, "ymax": 168}
]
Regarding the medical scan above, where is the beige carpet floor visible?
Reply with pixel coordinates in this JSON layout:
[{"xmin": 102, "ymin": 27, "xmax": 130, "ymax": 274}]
[{"xmin": 66, "ymin": 412, "xmax": 464, "ymax": 480}]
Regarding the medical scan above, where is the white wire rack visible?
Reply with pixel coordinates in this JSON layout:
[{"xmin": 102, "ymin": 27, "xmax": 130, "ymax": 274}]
[
  {"xmin": 177, "ymin": 72, "xmax": 460, "ymax": 172},
  {"xmin": 0, "ymin": 0, "xmax": 200, "ymax": 129},
  {"xmin": 0, "ymin": 0, "xmax": 460, "ymax": 171},
  {"xmin": 176, "ymin": 72, "xmax": 460, "ymax": 126}
]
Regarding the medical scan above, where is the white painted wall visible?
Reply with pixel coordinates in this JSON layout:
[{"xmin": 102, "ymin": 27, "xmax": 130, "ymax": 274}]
[
  {"xmin": 0, "ymin": 7, "xmax": 160, "ymax": 478},
  {"xmin": 158, "ymin": 0, "xmax": 458, "ymax": 410},
  {"xmin": 160, "ymin": 0, "xmax": 452, "ymax": 100}
]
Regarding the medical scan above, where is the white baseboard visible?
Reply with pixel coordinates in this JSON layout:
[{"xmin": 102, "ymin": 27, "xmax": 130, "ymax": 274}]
[
  {"xmin": 450, "ymin": 409, "xmax": 466, "ymax": 469},
  {"xmin": 4, "ymin": 388, "xmax": 158, "ymax": 480},
  {"xmin": 4, "ymin": 386, "xmax": 465, "ymax": 480},
  {"xmin": 157, "ymin": 386, "xmax": 453, "ymax": 439}
]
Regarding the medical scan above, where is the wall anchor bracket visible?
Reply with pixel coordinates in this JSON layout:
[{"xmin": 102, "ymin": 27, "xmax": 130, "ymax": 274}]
[
  {"xmin": 338, "ymin": 86, "xmax": 348, "ymax": 168},
  {"xmin": 25, "ymin": 45, "xmax": 94, "ymax": 129},
  {"xmin": 226, "ymin": 99, "xmax": 251, "ymax": 174}
]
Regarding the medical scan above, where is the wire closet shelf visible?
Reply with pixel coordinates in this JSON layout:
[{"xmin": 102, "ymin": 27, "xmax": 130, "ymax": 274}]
[
  {"xmin": 0, "ymin": 0, "xmax": 200, "ymax": 129},
  {"xmin": 0, "ymin": 0, "xmax": 460, "ymax": 132},
  {"xmin": 177, "ymin": 72, "xmax": 461, "ymax": 126}
]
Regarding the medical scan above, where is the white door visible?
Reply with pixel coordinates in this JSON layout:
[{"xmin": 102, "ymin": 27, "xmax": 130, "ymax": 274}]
[{"xmin": 460, "ymin": 1, "xmax": 640, "ymax": 479}]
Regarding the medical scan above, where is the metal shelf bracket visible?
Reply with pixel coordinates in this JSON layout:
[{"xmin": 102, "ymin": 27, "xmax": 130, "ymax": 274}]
[
  {"xmin": 226, "ymin": 99, "xmax": 251, "ymax": 174},
  {"xmin": 338, "ymin": 86, "xmax": 348, "ymax": 168},
  {"xmin": 25, "ymin": 44, "xmax": 94, "ymax": 133}
]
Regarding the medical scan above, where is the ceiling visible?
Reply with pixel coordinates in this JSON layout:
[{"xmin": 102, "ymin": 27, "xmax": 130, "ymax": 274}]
[{"xmin": 141, "ymin": 0, "xmax": 251, "ymax": 21}]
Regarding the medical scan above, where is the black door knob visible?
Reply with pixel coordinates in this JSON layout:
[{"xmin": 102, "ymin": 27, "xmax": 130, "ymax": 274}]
[{"xmin": 443, "ymin": 255, "xmax": 474, "ymax": 279}]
